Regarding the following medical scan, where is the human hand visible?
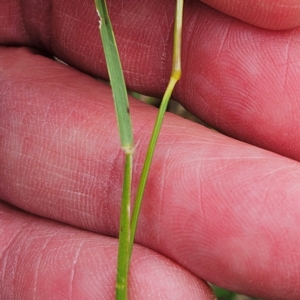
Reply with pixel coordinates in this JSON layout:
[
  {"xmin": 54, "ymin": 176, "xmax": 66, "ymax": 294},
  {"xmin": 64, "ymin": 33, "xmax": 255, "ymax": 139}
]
[{"xmin": 1, "ymin": 1, "xmax": 300, "ymax": 299}]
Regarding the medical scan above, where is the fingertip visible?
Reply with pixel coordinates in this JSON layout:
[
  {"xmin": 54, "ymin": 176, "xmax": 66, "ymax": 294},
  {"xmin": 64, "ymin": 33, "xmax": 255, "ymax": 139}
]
[
  {"xmin": 0, "ymin": 201, "xmax": 214, "ymax": 300},
  {"xmin": 129, "ymin": 249, "xmax": 215, "ymax": 300}
]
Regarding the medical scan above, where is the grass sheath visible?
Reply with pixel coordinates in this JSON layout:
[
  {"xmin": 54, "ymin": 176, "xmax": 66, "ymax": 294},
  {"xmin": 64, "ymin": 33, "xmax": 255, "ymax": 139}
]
[
  {"xmin": 94, "ymin": 0, "xmax": 184, "ymax": 299},
  {"xmin": 116, "ymin": 153, "xmax": 132, "ymax": 298}
]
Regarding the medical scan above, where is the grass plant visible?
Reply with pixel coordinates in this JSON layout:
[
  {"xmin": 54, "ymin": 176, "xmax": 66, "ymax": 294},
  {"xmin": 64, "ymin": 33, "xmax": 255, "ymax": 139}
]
[
  {"xmin": 94, "ymin": 0, "xmax": 184, "ymax": 299},
  {"xmin": 93, "ymin": 1, "xmax": 258, "ymax": 299}
]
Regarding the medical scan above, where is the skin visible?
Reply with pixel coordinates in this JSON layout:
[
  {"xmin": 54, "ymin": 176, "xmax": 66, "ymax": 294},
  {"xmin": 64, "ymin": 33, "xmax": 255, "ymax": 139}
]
[
  {"xmin": 202, "ymin": 0, "xmax": 300, "ymax": 30},
  {"xmin": 1, "ymin": 0, "xmax": 300, "ymax": 299}
]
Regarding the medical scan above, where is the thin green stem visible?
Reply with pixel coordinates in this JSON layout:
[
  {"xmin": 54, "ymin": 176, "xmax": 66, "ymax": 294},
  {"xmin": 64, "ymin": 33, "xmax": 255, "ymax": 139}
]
[
  {"xmin": 129, "ymin": 0, "xmax": 184, "ymax": 256},
  {"xmin": 116, "ymin": 153, "xmax": 132, "ymax": 299}
]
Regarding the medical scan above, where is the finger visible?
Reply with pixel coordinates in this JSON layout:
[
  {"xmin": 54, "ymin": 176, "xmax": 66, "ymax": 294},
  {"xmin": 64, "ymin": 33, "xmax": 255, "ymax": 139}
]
[
  {"xmin": 0, "ymin": 201, "xmax": 213, "ymax": 299},
  {"xmin": 201, "ymin": 0, "xmax": 300, "ymax": 30},
  {"xmin": 1, "ymin": 47, "xmax": 300, "ymax": 299},
  {"xmin": 1, "ymin": 0, "xmax": 300, "ymax": 161}
]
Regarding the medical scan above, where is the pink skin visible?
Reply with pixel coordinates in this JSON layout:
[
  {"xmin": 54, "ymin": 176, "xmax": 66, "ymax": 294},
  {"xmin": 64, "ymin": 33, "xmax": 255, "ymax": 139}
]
[
  {"xmin": 1, "ymin": 0, "xmax": 300, "ymax": 299},
  {"xmin": 202, "ymin": 0, "xmax": 300, "ymax": 30}
]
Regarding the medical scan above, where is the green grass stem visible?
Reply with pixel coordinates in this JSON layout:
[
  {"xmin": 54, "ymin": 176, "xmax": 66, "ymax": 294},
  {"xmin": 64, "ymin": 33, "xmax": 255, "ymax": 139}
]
[
  {"xmin": 116, "ymin": 153, "xmax": 132, "ymax": 299},
  {"xmin": 129, "ymin": 0, "xmax": 184, "ymax": 256}
]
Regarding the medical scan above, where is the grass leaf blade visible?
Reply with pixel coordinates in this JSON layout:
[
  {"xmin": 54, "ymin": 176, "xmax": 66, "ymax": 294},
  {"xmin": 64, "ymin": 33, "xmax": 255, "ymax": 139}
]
[{"xmin": 95, "ymin": 0, "xmax": 134, "ymax": 151}]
